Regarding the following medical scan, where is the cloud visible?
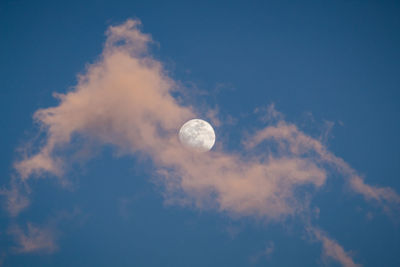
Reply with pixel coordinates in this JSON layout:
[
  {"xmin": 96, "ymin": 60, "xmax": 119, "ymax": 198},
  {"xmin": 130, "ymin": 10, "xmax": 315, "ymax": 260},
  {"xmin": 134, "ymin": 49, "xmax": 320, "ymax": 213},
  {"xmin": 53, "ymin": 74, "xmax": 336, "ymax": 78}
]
[
  {"xmin": 309, "ymin": 227, "xmax": 361, "ymax": 267},
  {"xmin": 6, "ymin": 208, "xmax": 82, "ymax": 256},
  {"xmin": 247, "ymin": 119, "xmax": 400, "ymax": 212},
  {"xmin": 349, "ymin": 176, "xmax": 400, "ymax": 209},
  {"xmin": 10, "ymin": 19, "xmax": 330, "ymax": 221},
  {"xmin": 249, "ymin": 241, "xmax": 275, "ymax": 264},
  {"xmin": 8, "ymin": 223, "xmax": 57, "ymax": 254},
  {"xmin": 264, "ymin": 241, "xmax": 275, "ymax": 257},
  {"xmin": 0, "ymin": 178, "xmax": 30, "ymax": 217},
  {"xmin": 10, "ymin": 18, "xmax": 399, "ymax": 219},
  {"xmin": 5, "ymin": 18, "xmax": 399, "ymax": 265}
]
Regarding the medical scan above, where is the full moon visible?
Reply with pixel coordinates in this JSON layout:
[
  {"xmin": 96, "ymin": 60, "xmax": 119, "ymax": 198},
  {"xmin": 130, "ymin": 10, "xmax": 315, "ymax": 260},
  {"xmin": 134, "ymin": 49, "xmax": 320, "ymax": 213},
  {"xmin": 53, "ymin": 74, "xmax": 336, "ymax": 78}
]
[{"xmin": 179, "ymin": 119, "xmax": 216, "ymax": 152}]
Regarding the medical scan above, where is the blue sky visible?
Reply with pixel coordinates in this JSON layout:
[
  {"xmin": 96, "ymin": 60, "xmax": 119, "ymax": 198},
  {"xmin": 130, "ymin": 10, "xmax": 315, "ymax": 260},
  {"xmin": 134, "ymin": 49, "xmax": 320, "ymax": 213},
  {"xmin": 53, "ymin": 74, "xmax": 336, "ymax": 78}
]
[{"xmin": 1, "ymin": 1, "xmax": 400, "ymax": 266}]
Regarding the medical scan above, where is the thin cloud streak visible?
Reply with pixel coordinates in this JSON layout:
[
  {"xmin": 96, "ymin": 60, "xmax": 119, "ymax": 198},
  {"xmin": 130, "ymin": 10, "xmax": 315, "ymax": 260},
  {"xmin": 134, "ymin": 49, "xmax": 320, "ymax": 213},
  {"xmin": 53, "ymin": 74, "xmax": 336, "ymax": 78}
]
[{"xmin": 310, "ymin": 227, "xmax": 361, "ymax": 267}]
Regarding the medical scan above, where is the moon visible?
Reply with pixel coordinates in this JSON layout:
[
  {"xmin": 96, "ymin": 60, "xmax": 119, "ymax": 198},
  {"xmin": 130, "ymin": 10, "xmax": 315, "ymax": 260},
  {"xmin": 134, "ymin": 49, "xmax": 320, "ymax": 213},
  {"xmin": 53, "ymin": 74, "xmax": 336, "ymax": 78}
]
[{"xmin": 179, "ymin": 119, "xmax": 216, "ymax": 152}]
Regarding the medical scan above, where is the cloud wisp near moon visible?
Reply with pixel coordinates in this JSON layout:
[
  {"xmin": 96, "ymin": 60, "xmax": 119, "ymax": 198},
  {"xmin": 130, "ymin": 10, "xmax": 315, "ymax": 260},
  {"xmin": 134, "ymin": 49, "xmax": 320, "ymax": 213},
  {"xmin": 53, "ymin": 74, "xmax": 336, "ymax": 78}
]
[{"xmin": 3, "ymin": 19, "xmax": 399, "ymax": 266}]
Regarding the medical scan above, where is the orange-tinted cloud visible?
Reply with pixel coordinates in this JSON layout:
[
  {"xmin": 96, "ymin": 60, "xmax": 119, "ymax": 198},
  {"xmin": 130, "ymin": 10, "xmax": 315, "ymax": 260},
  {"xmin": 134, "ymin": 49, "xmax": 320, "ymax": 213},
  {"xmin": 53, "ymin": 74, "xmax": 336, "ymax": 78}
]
[
  {"xmin": 8, "ymin": 223, "xmax": 57, "ymax": 254},
  {"xmin": 5, "ymin": 19, "xmax": 399, "ymax": 265},
  {"xmin": 11, "ymin": 20, "xmax": 330, "ymax": 221},
  {"xmin": 310, "ymin": 227, "xmax": 361, "ymax": 267},
  {"xmin": 248, "ymin": 120, "xmax": 400, "ymax": 212},
  {"xmin": 0, "ymin": 178, "xmax": 30, "ymax": 217}
]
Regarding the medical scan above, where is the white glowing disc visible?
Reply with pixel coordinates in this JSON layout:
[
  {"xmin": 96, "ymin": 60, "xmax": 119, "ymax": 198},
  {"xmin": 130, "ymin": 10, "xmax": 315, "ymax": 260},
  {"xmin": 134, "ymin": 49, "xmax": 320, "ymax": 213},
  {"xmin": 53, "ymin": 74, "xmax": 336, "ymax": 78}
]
[{"xmin": 179, "ymin": 119, "xmax": 215, "ymax": 152}]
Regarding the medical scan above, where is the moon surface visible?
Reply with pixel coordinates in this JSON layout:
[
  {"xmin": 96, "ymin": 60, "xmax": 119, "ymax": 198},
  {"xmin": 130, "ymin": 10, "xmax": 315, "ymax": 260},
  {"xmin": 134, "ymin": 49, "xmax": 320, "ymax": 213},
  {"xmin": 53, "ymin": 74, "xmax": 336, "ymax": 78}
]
[{"xmin": 179, "ymin": 119, "xmax": 216, "ymax": 152}]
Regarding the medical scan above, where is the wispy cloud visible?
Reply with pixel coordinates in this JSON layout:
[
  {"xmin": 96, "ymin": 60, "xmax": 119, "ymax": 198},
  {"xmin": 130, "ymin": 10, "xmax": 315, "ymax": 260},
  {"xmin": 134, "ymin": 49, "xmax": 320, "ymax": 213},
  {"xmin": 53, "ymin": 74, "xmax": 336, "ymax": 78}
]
[
  {"xmin": 249, "ymin": 241, "xmax": 275, "ymax": 264},
  {"xmin": 8, "ymin": 223, "xmax": 57, "ymax": 254},
  {"xmin": 309, "ymin": 227, "xmax": 361, "ymax": 267},
  {"xmin": 0, "ymin": 178, "xmax": 30, "ymax": 217},
  {"xmin": 4, "ymin": 19, "xmax": 399, "ymax": 266},
  {"xmin": 6, "ymin": 208, "xmax": 82, "ymax": 256},
  {"xmin": 247, "ymin": 119, "xmax": 400, "ymax": 213}
]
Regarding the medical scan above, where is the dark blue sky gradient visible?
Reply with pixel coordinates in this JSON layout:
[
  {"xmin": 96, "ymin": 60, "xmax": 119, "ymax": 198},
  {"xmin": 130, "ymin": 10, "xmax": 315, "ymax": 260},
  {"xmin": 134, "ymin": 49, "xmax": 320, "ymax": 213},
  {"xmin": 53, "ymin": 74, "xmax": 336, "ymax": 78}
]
[{"xmin": 1, "ymin": 1, "xmax": 399, "ymax": 266}]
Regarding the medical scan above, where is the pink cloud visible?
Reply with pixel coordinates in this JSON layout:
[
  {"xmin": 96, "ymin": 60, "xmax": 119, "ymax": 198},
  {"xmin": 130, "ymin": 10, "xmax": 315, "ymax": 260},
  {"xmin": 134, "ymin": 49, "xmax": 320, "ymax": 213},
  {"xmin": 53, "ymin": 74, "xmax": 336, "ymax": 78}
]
[
  {"xmin": 247, "ymin": 120, "xmax": 400, "ymax": 213},
  {"xmin": 9, "ymin": 19, "xmax": 399, "ymax": 220},
  {"xmin": 4, "ymin": 18, "xmax": 399, "ymax": 265},
  {"xmin": 249, "ymin": 241, "xmax": 275, "ymax": 264},
  {"xmin": 8, "ymin": 223, "xmax": 57, "ymax": 254},
  {"xmin": 0, "ymin": 178, "xmax": 30, "ymax": 217},
  {"xmin": 10, "ymin": 19, "xmax": 330, "ymax": 221},
  {"xmin": 310, "ymin": 227, "xmax": 361, "ymax": 267}
]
